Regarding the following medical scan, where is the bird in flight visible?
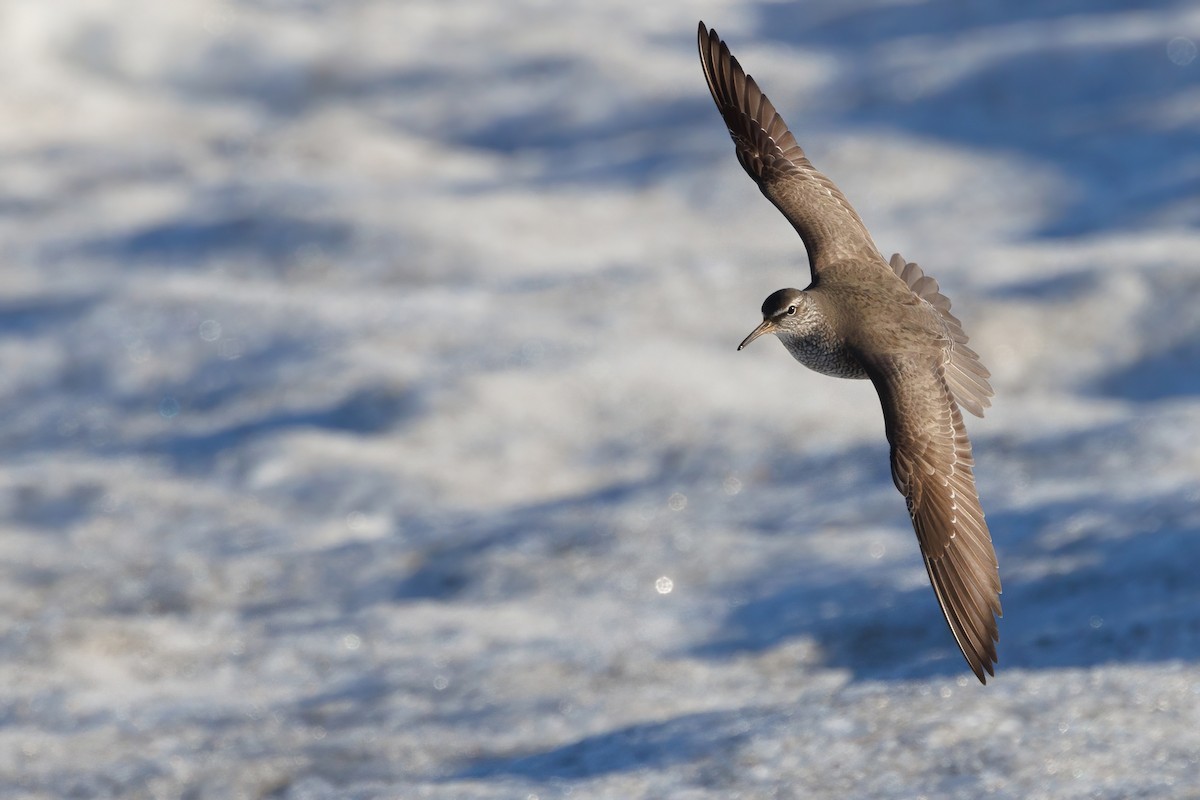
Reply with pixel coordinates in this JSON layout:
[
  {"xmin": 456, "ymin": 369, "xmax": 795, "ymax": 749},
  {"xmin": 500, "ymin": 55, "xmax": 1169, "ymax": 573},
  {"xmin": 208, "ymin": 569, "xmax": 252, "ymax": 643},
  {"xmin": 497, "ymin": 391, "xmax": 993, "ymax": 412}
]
[{"xmin": 698, "ymin": 21, "xmax": 1002, "ymax": 682}]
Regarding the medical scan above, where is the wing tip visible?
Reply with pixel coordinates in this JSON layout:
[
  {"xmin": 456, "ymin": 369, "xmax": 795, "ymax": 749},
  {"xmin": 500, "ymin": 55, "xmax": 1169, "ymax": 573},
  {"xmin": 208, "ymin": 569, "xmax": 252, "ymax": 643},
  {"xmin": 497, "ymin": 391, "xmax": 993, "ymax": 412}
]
[{"xmin": 972, "ymin": 657, "xmax": 996, "ymax": 685}]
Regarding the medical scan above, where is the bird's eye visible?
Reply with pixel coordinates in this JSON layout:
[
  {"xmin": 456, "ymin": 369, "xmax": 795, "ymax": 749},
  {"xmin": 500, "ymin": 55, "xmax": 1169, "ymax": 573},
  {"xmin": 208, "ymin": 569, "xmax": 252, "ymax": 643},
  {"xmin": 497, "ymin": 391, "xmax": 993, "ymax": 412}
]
[{"xmin": 786, "ymin": 305, "xmax": 797, "ymax": 315}]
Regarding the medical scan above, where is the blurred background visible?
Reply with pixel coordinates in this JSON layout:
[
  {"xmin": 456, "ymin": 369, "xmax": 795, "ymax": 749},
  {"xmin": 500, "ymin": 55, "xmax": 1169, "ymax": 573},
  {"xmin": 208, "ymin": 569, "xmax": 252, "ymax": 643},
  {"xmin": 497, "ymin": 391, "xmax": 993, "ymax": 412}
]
[{"xmin": 1, "ymin": 1, "xmax": 1198, "ymax": 797}]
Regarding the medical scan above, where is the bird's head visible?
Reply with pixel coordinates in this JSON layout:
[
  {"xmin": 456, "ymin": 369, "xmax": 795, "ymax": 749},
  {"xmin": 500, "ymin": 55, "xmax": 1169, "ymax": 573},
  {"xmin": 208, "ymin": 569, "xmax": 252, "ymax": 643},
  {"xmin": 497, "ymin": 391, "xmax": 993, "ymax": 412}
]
[{"xmin": 738, "ymin": 288, "xmax": 808, "ymax": 350}]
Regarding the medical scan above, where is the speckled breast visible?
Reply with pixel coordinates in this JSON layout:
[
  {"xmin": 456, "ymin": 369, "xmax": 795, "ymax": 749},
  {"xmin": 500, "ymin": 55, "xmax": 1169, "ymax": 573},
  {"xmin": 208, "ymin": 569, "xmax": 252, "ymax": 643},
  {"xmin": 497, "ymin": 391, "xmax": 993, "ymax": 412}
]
[{"xmin": 781, "ymin": 330, "xmax": 868, "ymax": 379}]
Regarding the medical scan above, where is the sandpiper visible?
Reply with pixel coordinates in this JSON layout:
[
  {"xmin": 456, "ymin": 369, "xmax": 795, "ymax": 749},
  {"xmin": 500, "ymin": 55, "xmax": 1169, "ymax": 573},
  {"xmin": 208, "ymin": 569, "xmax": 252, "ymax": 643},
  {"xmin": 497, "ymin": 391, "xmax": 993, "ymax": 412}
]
[{"xmin": 698, "ymin": 22, "xmax": 1002, "ymax": 682}]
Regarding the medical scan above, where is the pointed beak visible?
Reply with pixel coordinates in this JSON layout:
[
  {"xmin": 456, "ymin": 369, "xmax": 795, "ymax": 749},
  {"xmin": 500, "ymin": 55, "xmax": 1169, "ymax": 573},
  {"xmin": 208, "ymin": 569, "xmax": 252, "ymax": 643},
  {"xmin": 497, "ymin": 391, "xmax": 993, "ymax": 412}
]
[{"xmin": 738, "ymin": 319, "xmax": 775, "ymax": 351}]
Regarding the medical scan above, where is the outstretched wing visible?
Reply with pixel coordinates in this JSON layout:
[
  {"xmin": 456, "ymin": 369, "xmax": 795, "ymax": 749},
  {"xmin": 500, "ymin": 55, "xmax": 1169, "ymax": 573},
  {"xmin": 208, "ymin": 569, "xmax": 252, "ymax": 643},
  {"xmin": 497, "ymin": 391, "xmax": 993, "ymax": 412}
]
[
  {"xmin": 698, "ymin": 22, "xmax": 880, "ymax": 276},
  {"xmin": 868, "ymin": 356, "xmax": 1002, "ymax": 683},
  {"xmin": 889, "ymin": 253, "xmax": 994, "ymax": 418}
]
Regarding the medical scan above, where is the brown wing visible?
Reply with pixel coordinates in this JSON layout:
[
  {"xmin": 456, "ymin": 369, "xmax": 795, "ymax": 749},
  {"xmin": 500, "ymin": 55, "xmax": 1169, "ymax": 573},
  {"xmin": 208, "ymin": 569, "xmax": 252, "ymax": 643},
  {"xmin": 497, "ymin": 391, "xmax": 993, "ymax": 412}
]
[
  {"xmin": 889, "ymin": 253, "xmax": 994, "ymax": 418},
  {"xmin": 868, "ymin": 356, "xmax": 1002, "ymax": 683},
  {"xmin": 698, "ymin": 22, "xmax": 880, "ymax": 276}
]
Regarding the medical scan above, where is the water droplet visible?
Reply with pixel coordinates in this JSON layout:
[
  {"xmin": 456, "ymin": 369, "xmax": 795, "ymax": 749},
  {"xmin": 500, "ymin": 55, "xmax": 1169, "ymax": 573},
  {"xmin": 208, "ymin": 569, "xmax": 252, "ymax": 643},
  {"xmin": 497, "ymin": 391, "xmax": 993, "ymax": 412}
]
[
  {"xmin": 198, "ymin": 319, "xmax": 222, "ymax": 342},
  {"xmin": 655, "ymin": 576, "xmax": 674, "ymax": 594},
  {"xmin": 1089, "ymin": 615, "xmax": 1103, "ymax": 629},
  {"xmin": 432, "ymin": 675, "xmax": 449, "ymax": 691},
  {"xmin": 667, "ymin": 492, "xmax": 687, "ymax": 512},
  {"xmin": 869, "ymin": 542, "xmax": 885, "ymax": 559},
  {"xmin": 343, "ymin": 634, "xmax": 361, "ymax": 650},
  {"xmin": 1168, "ymin": 37, "xmax": 1197, "ymax": 66},
  {"xmin": 722, "ymin": 475, "xmax": 742, "ymax": 495},
  {"xmin": 159, "ymin": 396, "xmax": 180, "ymax": 419}
]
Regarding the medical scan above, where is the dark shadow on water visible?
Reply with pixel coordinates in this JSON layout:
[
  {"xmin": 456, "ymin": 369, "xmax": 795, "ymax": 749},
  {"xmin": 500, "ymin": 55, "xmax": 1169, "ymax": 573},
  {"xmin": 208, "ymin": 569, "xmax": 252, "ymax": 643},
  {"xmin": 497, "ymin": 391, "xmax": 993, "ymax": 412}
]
[
  {"xmin": 1096, "ymin": 336, "xmax": 1200, "ymax": 401},
  {"xmin": 757, "ymin": 0, "xmax": 1191, "ymax": 49},
  {"xmin": 0, "ymin": 483, "xmax": 105, "ymax": 532},
  {"xmin": 0, "ymin": 295, "xmax": 99, "ymax": 339},
  {"xmin": 236, "ymin": 478, "xmax": 639, "ymax": 621},
  {"xmin": 451, "ymin": 707, "xmax": 783, "ymax": 782},
  {"xmin": 455, "ymin": 91, "xmax": 718, "ymax": 188},
  {"xmin": 76, "ymin": 213, "xmax": 353, "ymax": 269},
  {"xmin": 988, "ymin": 271, "xmax": 1098, "ymax": 303},
  {"xmin": 146, "ymin": 385, "xmax": 419, "ymax": 472},
  {"xmin": 1092, "ymin": 271, "xmax": 1200, "ymax": 402},
  {"xmin": 380, "ymin": 480, "xmax": 641, "ymax": 604}
]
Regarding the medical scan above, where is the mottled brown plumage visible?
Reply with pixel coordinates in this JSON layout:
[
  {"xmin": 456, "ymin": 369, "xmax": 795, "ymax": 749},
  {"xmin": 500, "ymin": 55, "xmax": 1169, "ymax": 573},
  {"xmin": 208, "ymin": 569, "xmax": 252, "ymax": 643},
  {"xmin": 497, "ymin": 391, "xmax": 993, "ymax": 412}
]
[{"xmin": 700, "ymin": 22, "xmax": 1002, "ymax": 682}]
